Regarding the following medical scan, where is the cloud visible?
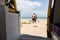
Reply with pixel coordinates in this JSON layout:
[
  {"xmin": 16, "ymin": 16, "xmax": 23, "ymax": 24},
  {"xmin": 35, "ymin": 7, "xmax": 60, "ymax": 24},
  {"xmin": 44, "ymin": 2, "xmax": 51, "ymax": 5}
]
[
  {"xmin": 16, "ymin": 0, "xmax": 42, "ymax": 10},
  {"xmin": 16, "ymin": 0, "xmax": 47, "ymax": 17}
]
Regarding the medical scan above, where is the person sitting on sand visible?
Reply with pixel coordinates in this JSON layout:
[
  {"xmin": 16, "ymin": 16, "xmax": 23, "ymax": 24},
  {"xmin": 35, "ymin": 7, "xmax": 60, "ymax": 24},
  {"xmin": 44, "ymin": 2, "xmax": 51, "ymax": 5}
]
[{"xmin": 32, "ymin": 13, "xmax": 37, "ymax": 23}]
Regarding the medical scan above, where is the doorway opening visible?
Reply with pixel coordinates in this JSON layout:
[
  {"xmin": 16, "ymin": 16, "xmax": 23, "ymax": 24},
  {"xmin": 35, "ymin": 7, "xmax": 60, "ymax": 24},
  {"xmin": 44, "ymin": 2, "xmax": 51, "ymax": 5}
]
[{"xmin": 16, "ymin": 0, "xmax": 54, "ymax": 38}]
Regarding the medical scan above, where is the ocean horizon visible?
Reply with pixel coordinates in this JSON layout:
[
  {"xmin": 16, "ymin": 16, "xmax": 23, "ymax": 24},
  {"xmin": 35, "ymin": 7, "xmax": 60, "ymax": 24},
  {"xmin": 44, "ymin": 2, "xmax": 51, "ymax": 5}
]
[{"xmin": 21, "ymin": 17, "xmax": 47, "ymax": 19}]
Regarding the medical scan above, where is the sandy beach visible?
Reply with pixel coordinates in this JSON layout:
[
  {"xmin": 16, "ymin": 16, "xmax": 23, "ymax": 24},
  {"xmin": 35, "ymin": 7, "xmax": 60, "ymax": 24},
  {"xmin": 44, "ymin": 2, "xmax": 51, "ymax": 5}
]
[{"xmin": 20, "ymin": 19, "xmax": 47, "ymax": 37}]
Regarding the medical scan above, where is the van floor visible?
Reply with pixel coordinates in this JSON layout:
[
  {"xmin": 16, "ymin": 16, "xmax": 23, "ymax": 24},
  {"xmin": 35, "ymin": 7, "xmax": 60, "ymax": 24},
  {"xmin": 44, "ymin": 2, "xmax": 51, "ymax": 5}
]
[{"xmin": 18, "ymin": 34, "xmax": 52, "ymax": 40}]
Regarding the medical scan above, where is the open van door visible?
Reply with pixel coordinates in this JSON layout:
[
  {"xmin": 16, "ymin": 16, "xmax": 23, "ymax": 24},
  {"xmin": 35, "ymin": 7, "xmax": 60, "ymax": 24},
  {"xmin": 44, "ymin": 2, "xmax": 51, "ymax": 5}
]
[{"xmin": 47, "ymin": 0, "xmax": 52, "ymax": 37}]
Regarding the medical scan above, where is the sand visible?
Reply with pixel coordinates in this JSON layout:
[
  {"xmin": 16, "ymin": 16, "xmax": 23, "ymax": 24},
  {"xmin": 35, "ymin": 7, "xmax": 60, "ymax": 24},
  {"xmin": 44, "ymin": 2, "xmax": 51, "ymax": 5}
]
[{"xmin": 20, "ymin": 19, "xmax": 47, "ymax": 37}]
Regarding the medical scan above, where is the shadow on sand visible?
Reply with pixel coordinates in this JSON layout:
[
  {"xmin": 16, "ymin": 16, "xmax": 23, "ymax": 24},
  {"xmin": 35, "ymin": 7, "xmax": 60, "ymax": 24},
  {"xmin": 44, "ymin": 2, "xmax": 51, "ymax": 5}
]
[{"xmin": 18, "ymin": 34, "xmax": 52, "ymax": 40}]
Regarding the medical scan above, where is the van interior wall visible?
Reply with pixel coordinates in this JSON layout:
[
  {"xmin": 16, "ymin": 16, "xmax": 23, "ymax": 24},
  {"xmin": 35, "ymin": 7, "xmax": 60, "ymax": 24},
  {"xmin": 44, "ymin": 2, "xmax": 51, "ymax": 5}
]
[
  {"xmin": 0, "ymin": 4, "xmax": 20, "ymax": 40},
  {"xmin": 53, "ymin": 0, "xmax": 60, "ymax": 23}
]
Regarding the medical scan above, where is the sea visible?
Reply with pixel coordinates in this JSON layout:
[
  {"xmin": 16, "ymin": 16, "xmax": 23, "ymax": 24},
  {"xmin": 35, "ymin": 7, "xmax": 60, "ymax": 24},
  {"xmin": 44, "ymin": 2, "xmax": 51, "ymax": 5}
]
[{"xmin": 21, "ymin": 17, "xmax": 47, "ymax": 19}]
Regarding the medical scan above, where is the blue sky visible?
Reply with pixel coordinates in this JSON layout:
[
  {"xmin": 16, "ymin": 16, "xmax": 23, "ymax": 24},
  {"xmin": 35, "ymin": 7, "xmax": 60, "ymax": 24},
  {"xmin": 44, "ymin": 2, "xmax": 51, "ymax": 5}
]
[{"xmin": 16, "ymin": 0, "xmax": 49, "ymax": 17}]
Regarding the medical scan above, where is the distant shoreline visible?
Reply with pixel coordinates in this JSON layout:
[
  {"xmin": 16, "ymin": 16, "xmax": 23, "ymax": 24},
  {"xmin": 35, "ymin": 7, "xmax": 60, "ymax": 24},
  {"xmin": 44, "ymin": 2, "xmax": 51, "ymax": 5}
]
[{"xmin": 21, "ymin": 17, "xmax": 47, "ymax": 19}]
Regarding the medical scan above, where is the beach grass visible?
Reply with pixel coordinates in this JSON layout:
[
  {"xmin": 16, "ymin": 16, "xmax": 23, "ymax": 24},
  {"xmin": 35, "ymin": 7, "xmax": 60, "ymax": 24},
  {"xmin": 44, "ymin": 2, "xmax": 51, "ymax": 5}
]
[
  {"xmin": 28, "ymin": 21, "xmax": 31, "ymax": 24},
  {"xmin": 38, "ymin": 20, "xmax": 40, "ymax": 22},
  {"xmin": 21, "ymin": 21, "xmax": 32, "ymax": 24},
  {"xmin": 21, "ymin": 22, "xmax": 31, "ymax": 24},
  {"xmin": 21, "ymin": 21, "xmax": 27, "ymax": 24}
]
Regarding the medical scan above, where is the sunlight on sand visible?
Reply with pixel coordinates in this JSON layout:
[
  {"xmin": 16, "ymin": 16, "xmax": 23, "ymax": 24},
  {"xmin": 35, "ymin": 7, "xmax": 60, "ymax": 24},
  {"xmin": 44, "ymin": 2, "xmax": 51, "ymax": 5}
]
[{"xmin": 20, "ymin": 19, "xmax": 47, "ymax": 37}]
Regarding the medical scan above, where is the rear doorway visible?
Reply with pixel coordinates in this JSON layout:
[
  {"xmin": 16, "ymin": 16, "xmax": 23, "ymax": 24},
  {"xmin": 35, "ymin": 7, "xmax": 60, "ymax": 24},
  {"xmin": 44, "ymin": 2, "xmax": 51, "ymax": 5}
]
[{"xmin": 16, "ymin": 0, "xmax": 49, "ymax": 38}]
